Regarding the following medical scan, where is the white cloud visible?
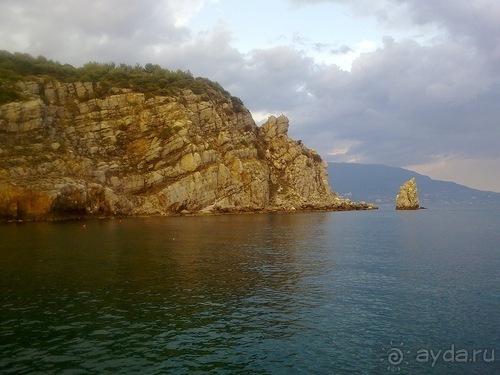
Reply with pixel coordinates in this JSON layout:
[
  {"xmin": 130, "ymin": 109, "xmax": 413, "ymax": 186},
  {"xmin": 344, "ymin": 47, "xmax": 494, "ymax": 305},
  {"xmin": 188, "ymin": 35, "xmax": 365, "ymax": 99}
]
[{"xmin": 168, "ymin": 0, "xmax": 206, "ymax": 27}]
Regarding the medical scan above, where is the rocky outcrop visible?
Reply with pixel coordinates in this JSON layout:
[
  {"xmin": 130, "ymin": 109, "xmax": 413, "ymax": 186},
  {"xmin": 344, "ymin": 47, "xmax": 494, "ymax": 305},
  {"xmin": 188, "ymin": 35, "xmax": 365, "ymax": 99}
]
[
  {"xmin": 0, "ymin": 79, "xmax": 376, "ymax": 221},
  {"xmin": 396, "ymin": 177, "xmax": 420, "ymax": 210}
]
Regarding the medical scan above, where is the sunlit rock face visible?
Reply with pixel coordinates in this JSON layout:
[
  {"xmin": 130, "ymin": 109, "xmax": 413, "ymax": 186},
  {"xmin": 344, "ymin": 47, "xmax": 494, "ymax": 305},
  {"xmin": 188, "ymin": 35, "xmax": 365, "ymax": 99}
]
[
  {"xmin": 0, "ymin": 80, "xmax": 376, "ymax": 221},
  {"xmin": 396, "ymin": 177, "xmax": 420, "ymax": 210}
]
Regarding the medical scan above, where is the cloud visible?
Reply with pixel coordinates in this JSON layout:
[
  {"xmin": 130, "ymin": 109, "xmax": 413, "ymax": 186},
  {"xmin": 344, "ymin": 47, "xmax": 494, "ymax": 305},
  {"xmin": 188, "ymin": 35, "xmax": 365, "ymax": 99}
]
[
  {"xmin": 289, "ymin": 0, "xmax": 500, "ymax": 49},
  {"xmin": 331, "ymin": 45, "xmax": 353, "ymax": 55},
  {"xmin": 299, "ymin": 36, "xmax": 500, "ymax": 167},
  {"xmin": 150, "ymin": 26, "xmax": 244, "ymax": 75},
  {"xmin": 176, "ymin": 44, "xmax": 320, "ymax": 114},
  {"xmin": 279, "ymin": 1, "xmax": 500, "ymax": 183},
  {"xmin": 0, "ymin": 0, "xmax": 193, "ymax": 65}
]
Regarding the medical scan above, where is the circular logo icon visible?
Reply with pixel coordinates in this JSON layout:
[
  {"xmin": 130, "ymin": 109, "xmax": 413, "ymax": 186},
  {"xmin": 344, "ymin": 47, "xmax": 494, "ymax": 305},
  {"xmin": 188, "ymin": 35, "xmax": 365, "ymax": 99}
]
[
  {"xmin": 381, "ymin": 341, "xmax": 410, "ymax": 372},
  {"xmin": 387, "ymin": 347, "xmax": 404, "ymax": 366}
]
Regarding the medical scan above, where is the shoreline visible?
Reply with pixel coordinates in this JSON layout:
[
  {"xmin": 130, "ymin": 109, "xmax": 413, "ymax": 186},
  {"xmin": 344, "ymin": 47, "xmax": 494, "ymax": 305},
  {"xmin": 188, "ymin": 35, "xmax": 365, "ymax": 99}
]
[{"xmin": 0, "ymin": 202, "xmax": 378, "ymax": 224}]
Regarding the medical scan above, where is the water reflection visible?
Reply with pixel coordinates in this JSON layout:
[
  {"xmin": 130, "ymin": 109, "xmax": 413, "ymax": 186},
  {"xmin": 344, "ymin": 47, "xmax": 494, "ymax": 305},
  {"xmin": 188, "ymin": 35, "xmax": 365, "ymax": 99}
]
[
  {"xmin": 0, "ymin": 213, "xmax": 334, "ymax": 373},
  {"xmin": 2, "ymin": 209, "xmax": 497, "ymax": 374}
]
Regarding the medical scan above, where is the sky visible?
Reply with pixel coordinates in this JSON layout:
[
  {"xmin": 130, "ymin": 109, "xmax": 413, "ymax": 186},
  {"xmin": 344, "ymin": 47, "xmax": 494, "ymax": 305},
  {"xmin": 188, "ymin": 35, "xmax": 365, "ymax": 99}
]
[{"xmin": 1, "ymin": 0, "xmax": 499, "ymax": 192}]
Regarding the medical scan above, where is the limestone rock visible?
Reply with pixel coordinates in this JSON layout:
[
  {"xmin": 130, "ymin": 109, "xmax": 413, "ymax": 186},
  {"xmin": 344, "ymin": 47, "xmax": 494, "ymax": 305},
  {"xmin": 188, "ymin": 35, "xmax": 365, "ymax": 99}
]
[
  {"xmin": 0, "ymin": 78, "xmax": 377, "ymax": 221},
  {"xmin": 396, "ymin": 177, "xmax": 420, "ymax": 210}
]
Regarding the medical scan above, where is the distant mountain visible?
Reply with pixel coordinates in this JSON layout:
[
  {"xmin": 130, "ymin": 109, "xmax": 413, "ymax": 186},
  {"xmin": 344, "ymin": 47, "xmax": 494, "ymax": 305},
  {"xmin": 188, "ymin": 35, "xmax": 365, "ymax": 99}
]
[{"xmin": 328, "ymin": 162, "xmax": 500, "ymax": 206}]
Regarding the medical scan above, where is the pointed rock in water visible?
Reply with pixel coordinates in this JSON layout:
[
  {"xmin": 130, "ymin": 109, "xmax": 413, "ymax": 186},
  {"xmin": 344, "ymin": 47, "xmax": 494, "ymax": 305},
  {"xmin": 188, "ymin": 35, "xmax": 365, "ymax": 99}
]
[{"xmin": 396, "ymin": 177, "xmax": 420, "ymax": 210}]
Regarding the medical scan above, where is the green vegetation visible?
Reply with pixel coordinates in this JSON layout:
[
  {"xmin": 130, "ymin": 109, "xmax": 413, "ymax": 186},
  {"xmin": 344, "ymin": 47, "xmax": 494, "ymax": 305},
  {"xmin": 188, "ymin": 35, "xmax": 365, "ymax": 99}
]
[
  {"xmin": 0, "ymin": 50, "xmax": 247, "ymax": 111},
  {"xmin": 158, "ymin": 127, "xmax": 174, "ymax": 140},
  {"xmin": 0, "ymin": 85, "xmax": 23, "ymax": 103},
  {"xmin": 158, "ymin": 125, "xmax": 184, "ymax": 140}
]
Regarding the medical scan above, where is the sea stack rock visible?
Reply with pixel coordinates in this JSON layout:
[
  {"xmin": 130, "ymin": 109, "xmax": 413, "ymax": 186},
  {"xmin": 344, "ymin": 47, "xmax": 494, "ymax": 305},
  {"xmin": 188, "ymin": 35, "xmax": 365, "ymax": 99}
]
[{"xmin": 396, "ymin": 177, "xmax": 420, "ymax": 210}]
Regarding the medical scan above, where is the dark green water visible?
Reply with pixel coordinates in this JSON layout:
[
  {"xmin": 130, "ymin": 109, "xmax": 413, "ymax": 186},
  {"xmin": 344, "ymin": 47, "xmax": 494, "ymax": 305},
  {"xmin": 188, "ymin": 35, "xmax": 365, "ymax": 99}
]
[{"xmin": 1, "ymin": 207, "xmax": 499, "ymax": 374}]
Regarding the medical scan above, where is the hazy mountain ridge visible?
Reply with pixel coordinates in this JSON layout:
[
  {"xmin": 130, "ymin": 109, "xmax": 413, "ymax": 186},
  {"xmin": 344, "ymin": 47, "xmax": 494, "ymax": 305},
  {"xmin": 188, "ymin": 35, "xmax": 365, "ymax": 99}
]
[{"xmin": 328, "ymin": 162, "xmax": 500, "ymax": 205}]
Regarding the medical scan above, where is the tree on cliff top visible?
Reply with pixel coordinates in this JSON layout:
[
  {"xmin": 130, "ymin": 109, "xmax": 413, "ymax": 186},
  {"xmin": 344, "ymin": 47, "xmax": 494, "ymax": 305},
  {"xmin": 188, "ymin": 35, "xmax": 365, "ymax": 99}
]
[{"xmin": 0, "ymin": 50, "xmax": 245, "ymax": 110}]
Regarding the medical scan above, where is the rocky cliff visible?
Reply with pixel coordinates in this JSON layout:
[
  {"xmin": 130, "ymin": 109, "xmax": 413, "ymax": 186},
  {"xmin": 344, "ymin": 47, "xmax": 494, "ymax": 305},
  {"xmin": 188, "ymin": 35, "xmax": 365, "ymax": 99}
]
[
  {"xmin": 0, "ymin": 79, "xmax": 375, "ymax": 221},
  {"xmin": 396, "ymin": 177, "xmax": 420, "ymax": 210}
]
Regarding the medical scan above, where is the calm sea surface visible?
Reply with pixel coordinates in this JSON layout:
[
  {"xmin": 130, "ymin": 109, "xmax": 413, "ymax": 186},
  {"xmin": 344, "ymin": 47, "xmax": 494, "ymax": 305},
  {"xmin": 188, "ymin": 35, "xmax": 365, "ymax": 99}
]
[{"xmin": 1, "ymin": 205, "xmax": 499, "ymax": 374}]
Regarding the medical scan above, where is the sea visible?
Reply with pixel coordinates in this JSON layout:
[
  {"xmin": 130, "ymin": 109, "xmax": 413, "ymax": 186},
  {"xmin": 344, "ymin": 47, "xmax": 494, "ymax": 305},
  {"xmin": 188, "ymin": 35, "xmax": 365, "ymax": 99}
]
[{"xmin": 1, "ymin": 205, "xmax": 499, "ymax": 374}]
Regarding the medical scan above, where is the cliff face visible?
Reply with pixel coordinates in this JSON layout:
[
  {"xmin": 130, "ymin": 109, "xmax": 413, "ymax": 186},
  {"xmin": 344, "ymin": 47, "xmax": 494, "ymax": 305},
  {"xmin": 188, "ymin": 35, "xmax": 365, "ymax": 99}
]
[{"xmin": 0, "ymin": 80, "xmax": 375, "ymax": 221}]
